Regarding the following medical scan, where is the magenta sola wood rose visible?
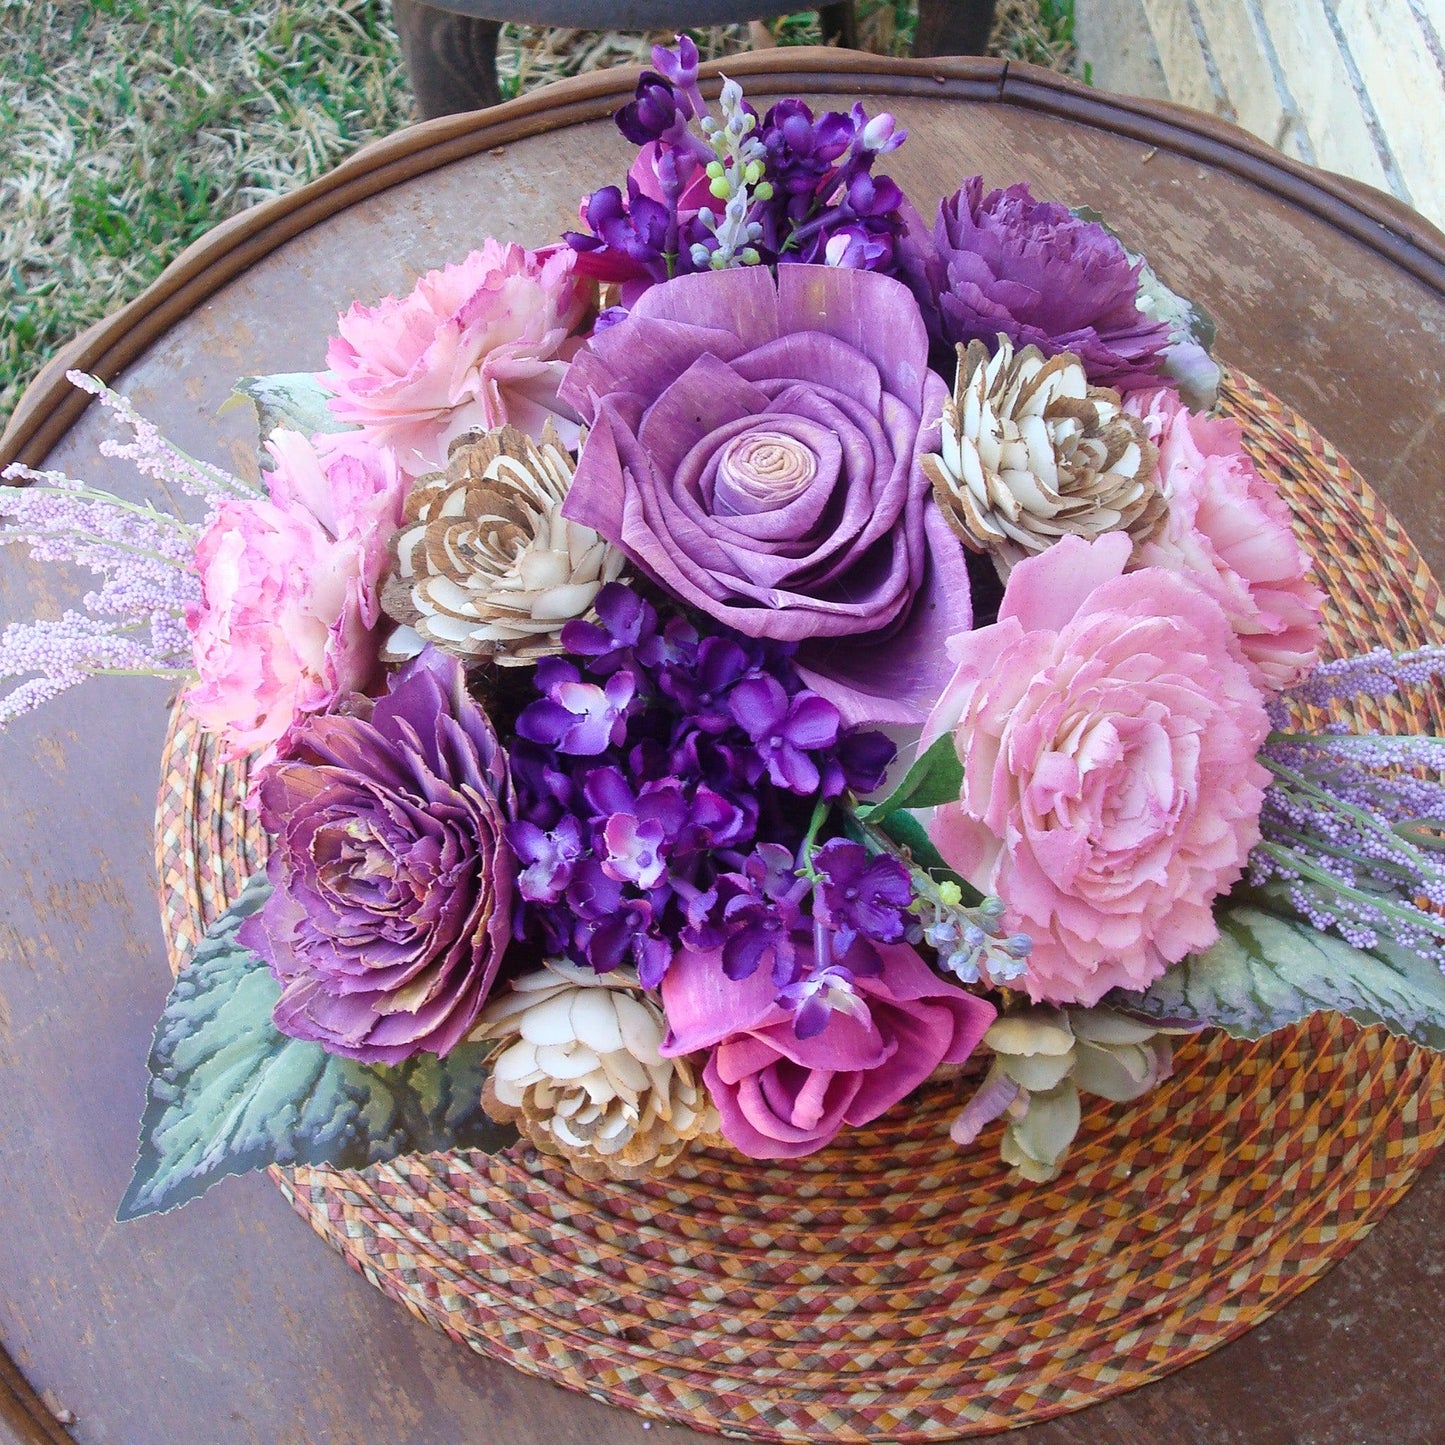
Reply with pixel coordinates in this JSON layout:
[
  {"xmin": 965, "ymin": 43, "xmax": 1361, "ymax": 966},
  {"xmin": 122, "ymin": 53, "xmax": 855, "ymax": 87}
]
[
  {"xmin": 238, "ymin": 651, "xmax": 515, "ymax": 1062},
  {"xmin": 557, "ymin": 264, "xmax": 973, "ymax": 726},
  {"xmin": 661, "ymin": 934, "xmax": 996, "ymax": 1159}
]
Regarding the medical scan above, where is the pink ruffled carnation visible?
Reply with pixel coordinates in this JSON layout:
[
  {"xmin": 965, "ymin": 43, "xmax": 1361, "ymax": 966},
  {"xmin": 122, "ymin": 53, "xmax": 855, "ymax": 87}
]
[
  {"xmin": 185, "ymin": 430, "xmax": 405, "ymax": 761},
  {"xmin": 1127, "ymin": 386, "xmax": 1324, "ymax": 693},
  {"xmin": 322, "ymin": 241, "xmax": 591, "ymax": 476},
  {"xmin": 923, "ymin": 532, "xmax": 1271, "ymax": 1006}
]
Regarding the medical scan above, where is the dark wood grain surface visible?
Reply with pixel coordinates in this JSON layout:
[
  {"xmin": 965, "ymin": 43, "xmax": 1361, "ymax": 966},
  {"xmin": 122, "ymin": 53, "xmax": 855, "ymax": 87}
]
[{"xmin": 2, "ymin": 54, "xmax": 1443, "ymax": 1445}]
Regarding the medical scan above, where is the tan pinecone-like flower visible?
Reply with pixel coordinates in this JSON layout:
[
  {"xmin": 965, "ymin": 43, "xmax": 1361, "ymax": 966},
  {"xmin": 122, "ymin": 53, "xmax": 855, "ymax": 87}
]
[
  {"xmin": 470, "ymin": 959, "xmax": 720, "ymax": 1182},
  {"xmin": 922, "ymin": 337, "xmax": 1163, "ymax": 574},
  {"xmin": 381, "ymin": 422, "xmax": 625, "ymax": 665}
]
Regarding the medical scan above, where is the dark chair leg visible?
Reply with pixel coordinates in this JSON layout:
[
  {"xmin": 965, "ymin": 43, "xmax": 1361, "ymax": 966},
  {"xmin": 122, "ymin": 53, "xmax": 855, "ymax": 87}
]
[
  {"xmin": 914, "ymin": 0, "xmax": 997, "ymax": 55},
  {"xmin": 393, "ymin": 0, "xmax": 502, "ymax": 119},
  {"xmin": 818, "ymin": 3, "xmax": 858, "ymax": 48}
]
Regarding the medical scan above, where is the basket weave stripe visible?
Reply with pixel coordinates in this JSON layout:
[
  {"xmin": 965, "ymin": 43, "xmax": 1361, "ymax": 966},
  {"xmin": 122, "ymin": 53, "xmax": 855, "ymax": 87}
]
[{"xmin": 154, "ymin": 371, "xmax": 1445, "ymax": 1441}]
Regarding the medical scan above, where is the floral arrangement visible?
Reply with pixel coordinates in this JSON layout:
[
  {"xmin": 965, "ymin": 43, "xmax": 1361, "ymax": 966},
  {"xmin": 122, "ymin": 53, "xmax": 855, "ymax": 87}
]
[{"xmin": 3, "ymin": 39, "xmax": 1443, "ymax": 1219}]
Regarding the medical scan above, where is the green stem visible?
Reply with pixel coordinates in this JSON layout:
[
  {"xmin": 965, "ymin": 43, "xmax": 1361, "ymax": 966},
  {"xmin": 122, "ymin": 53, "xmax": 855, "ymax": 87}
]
[{"xmin": 795, "ymin": 797, "xmax": 833, "ymax": 880}]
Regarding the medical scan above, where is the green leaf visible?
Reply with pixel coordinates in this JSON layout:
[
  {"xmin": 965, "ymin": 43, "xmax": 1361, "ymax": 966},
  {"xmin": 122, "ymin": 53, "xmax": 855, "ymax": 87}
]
[
  {"xmin": 859, "ymin": 732, "xmax": 963, "ymax": 824},
  {"xmin": 225, "ymin": 372, "xmax": 349, "ymax": 453},
  {"xmin": 1117, "ymin": 884, "xmax": 1445, "ymax": 1050},
  {"xmin": 119, "ymin": 874, "xmax": 515, "ymax": 1221}
]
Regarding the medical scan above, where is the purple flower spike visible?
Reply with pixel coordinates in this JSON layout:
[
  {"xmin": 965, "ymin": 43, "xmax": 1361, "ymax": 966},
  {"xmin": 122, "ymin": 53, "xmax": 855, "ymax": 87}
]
[
  {"xmin": 239, "ymin": 651, "xmax": 514, "ymax": 1063},
  {"xmin": 720, "ymin": 843, "xmax": 810, "ymax": 982},
  {"xmin": 783, "ymin": 964, "xmax": 876, "ymax": 1040},
  {"xmin": 617, "ymin": 72, "xmax": 690, "ymax": 145},
  {"xmin": 561, "ymin": 582, "xmax": 657, "ymax": 672},
  {"xmin": 651, "ymin": 34, "xmax": 703, "ymax": 118},
  {"xmin": 509, "ymin": 815, "xmax": 584, "ymax": 903}
]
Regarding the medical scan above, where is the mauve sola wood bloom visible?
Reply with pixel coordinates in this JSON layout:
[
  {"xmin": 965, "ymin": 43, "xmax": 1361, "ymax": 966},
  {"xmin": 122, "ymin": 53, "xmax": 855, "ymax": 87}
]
[
  {"xmin": 901, "ymin": 177, "xmax": 1171, "ymax": 393},
  {"xmin": 238, "ymin": 651, "xmax": 515, "ymax": 1063},
  {"xmin": 557, "ymin": 264, "xmax": 973, "ymax": 728}
]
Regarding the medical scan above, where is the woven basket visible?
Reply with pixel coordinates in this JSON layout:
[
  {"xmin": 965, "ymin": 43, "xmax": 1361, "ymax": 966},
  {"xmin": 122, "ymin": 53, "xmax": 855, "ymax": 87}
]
[{"xmin": 154, "ymin": 371, "xmax": 1445, "ymax": 1442}]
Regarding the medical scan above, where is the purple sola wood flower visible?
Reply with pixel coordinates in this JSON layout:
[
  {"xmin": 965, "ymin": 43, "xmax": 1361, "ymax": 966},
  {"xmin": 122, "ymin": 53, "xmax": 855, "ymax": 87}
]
[
  {"xmin": 239, "ymin": 650, "xmax": 515, "ymax": 1062},
  {"xmin": 898, "ymin": 177, "xmax": 1171, "ymax": 392}
]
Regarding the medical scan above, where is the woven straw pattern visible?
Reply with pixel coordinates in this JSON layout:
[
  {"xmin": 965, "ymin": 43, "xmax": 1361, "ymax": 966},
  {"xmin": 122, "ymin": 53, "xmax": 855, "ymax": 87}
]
[{"xmin": 154, "ymin": 371, "xmax": 1445, "ymax": 1441}]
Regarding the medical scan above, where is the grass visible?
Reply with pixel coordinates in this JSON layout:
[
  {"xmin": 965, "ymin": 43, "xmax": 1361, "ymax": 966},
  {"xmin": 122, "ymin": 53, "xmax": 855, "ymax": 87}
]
[{"xmin": 0, "ymin": 0, "xmax": 1077, "ymax": 436}]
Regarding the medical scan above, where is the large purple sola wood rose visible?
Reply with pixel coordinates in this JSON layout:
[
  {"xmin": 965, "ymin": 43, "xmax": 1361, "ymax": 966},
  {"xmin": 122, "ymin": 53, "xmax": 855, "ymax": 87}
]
[
  {"xmin": 558, "ymin": 264, "xmax": 972, "ymax": 726},
  {"xmin": 238, "ymin": 650, "xmax": 515, "ymax": 1063}
]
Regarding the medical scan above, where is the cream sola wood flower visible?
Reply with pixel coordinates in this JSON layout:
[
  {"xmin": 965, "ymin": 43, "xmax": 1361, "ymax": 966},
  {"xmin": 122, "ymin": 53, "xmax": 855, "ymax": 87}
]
[
  {"xmin": 951, "ymin": 1007, "xmax": 1194, "ymax": 1182},
  {"xmin": 381, "ymin": 422, "xmax": 625, "ymax": 664},
  {"xmin": 922, "ymin": 336, "xmax": 1163, "ymax": 575},
  {"xmin": 470, "ymin": 959, "xmax": 720, "ymax": 1181}
]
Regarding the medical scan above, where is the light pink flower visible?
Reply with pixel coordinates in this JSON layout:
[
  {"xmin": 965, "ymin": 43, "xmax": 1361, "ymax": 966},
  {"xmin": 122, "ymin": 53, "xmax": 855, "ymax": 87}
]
[
  {"xmin": 923, "ymin": 532, "xmax": 1271, "ymax": 1006},
  {"xmin": 185, "ymin": 431, "xmax": 405, "ymax": 761},
  {"xmin": 660, "ymin": 934, "xmax": 995, "ymax": 1159},
  {"xmin": 1126, "ymin": 386, "xmax": 1323, "ymax": 693},
  {"xmin": 321, "ymin": 241, "xmax": 592, "ymax": 476}
]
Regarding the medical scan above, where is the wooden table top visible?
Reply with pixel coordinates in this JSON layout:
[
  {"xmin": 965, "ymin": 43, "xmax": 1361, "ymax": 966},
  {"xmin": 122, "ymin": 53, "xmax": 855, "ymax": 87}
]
[{"xmin": 2, "ymin": 52, "xmax": 1443, "ymax": 1445}]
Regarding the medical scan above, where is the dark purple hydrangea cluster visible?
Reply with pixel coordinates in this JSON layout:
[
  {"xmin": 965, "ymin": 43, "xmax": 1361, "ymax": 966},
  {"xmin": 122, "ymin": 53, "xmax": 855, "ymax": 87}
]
[
  {"xmin": 564, "ymin": 36, "xmax": 909, "ymax": 304},
  {"xmin": 507, "ymin": 584, "xmax": 911, "ymax": 1027}
]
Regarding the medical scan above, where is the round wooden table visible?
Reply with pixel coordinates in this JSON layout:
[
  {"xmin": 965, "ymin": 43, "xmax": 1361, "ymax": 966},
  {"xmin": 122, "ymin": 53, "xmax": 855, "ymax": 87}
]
[{"xmin": 3, "ymin": 52, "xmax": 1443, "ymax": 1445}]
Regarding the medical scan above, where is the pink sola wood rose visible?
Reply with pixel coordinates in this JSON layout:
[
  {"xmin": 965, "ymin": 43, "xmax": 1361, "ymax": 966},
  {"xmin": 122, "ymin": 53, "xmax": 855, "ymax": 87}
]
[
  {"xmin": 558, "ymin": 264, "xmax": 973, "ymax": 727},
  {"xmin": 1126, "ymin": 386, "xmax": 1324, "ymax": 693},
  {"xmin": 659, "ymin": 935, "xmax": 995, "ymax": 1159},
  {"xmin": 923, "ymin": 532, "xmax": 1271, "ymax": 1006},
  {"xmin": 321, "ymin": 241, "xmax": 592, "ymax": 477},
  {"xmin": 238, "ymin": 651, "xmax": 515, "ymax": 1062},
  {"xmin": 185, "ymin": 430, "xmax": 405, "ymax": 762}
]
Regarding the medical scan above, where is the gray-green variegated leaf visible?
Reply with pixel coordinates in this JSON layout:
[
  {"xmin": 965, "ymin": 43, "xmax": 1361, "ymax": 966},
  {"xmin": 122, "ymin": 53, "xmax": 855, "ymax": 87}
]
[
  {"xmin": 1116, "ymin": 887, "xmax": 1445, "ymax": 1051},
  {"xmin": 228, "ymin": 372, "xmax": 350, "ymax": 455},
  {"xmin": 118, "ymin": 873, "xmax": 515, "ymax": 1222}
]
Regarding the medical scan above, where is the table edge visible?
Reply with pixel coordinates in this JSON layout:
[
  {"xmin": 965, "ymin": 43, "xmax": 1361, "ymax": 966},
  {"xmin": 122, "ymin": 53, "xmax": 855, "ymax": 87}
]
[{"xmin": 3, "ymin": 50, "xmax": 1442, "ymax": 472}]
